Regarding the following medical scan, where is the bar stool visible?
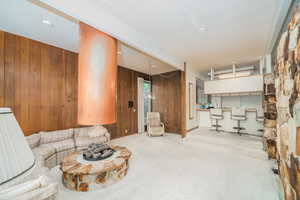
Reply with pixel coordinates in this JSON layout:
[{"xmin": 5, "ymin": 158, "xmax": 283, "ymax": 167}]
[
  {"xmin": 231, "ymin": 107, "xmax": 246, "ymax": 136},
  {"xmin": 256, "ymin": 108, "xmax": 265, "ymax": 150},
  {"xmin": 256, "ymin": 108, "xmax": 264, "ymax": 134},
  {"xmin": 210, "ymin": 108, "xmax": 223, "ymax": 132}
]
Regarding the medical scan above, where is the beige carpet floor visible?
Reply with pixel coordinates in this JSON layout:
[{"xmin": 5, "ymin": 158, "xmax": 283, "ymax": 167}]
[{"xmin": 49, "ymin": 128, "xmax": 280, "ymax": 200}]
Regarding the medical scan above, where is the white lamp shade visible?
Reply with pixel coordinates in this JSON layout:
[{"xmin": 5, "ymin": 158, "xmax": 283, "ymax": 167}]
[{"xmin": 0, "ymin": 108, "xmax": 35, "ymax": 186}]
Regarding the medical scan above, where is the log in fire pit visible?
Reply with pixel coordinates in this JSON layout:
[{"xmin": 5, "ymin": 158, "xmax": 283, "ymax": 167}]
[{"xmin": 83, "ymin": 143, "xmax": 115, "ymax": 161}]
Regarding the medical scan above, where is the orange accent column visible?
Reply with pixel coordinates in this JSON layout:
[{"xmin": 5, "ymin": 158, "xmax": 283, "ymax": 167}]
[{"xmin": 78, "ymin": 22, "xmax": 117, "ymax": 125}]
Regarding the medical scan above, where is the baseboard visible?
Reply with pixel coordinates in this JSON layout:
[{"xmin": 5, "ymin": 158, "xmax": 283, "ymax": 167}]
[{"xmin": 187, "ymin": 126, "xmax": 199, "ymax": 133}]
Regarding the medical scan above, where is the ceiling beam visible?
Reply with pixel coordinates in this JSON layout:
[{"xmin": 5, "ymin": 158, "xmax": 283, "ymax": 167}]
[{"xmin": 36, "ymin": 0, "xmax": 184, "ymax": 71}]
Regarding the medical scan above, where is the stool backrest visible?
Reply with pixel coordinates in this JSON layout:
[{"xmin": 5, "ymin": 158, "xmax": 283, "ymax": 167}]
[
  {"xmin": 210, "ymin": 108, "xmax": 222, "ymax": 116},
  {"xmin": 256, "ymin": 108, "xmax": 264, "ymax": 118},
  {"xmin": 232, "ymin": 107, "xmax": 246, "ymax": 117}
]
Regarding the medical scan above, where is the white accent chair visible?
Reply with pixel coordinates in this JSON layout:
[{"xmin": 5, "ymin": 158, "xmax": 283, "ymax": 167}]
[{"xmin": 147, "ymin": 112, "xmax": 165, "ymax": 137}]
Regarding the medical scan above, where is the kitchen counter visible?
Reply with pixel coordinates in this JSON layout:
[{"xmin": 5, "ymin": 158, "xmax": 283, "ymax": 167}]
[
  {"xmin": 197, "ymin": 108, "xmax": 263, "ymax": 135},
  {"xmin": 196, "ymin": 108, "xmax": 258, "ymax": 112}
]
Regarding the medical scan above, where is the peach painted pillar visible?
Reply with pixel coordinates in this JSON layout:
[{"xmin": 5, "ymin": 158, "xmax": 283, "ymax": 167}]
[{"xmin": 78, "ymin": 22, "xmax": 117, "ymax": 125}]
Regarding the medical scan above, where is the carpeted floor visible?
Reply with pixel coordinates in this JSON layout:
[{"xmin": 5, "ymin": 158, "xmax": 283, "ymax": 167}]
[{"xmin": 49, "ymin": 128, "xmax": 280, "ymax": 200}]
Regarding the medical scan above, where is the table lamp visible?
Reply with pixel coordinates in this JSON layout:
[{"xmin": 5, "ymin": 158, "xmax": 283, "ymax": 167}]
[{"xmin": 0, "ymin": 108, "xmax": 35, "ymax": 188}]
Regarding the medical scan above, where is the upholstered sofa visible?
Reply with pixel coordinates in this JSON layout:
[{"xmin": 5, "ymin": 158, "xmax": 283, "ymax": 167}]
[
  {"xmin": 26, "ymin": 125, "xmax": 110, "ymax": 169},
  {"xmin": 0, "ymin": 174, "xmax": 58, "ymax": 200}
]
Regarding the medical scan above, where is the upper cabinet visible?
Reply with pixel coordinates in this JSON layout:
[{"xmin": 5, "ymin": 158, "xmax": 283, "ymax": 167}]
[{"xmin": 204, "ymin": 75, "xmax": 263, "ymax": 95}]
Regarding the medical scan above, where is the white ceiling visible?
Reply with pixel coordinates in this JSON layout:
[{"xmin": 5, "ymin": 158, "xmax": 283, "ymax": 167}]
[
  {"xmin": 37, "ymin": 0, "xmax": 291, "ymax": 71},
  {"xmin": 0, "ymin": 0, "xmax": 176, "ymax": 75},
  {"xmin": 0, "ymin": 0, "xmax": 79, "ymax": 52},
  {"xmin": 118, "ymin": 43, "xmax": 176, "ymax": 75}
]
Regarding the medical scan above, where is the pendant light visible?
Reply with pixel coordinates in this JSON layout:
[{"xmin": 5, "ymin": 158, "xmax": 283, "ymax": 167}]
[
  {"xmin": 78, "ymin": 22, "xmax": 117, "ymax": 125},
  {"xmin": 148, "ymin": 60, "xmax": 155, "ymax": 100}
]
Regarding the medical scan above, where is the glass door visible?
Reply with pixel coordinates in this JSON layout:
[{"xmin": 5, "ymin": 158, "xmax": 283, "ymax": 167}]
[{"xmin": 143, "ymin": 81, "xmax": 151, "ymax": 129}]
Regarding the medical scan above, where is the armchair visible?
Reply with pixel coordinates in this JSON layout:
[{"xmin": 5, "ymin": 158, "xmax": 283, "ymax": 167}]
[{"xmin": 146, "ymin": 112, "xmax": 165, "ymax": 136}]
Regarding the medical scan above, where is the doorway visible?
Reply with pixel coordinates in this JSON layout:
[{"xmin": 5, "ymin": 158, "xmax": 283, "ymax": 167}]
[
  {"xmin": 144, "ymin": 80, "xmax": 151, "ymax": 128},
  {"xmin": 138, "ymin": 78, "xmax": 152, "ymax": 133}
]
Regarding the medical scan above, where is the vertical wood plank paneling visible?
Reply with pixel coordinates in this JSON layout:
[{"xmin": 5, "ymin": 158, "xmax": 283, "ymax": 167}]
[
  {"xmin": 28, "ymin": 40, "xmax": 41, "ymax": 135},
  {"xmin": 1, "ymin": 30, "xmax": 184, "ymax": 138},
  {"xmin": 0, "ymin": 31, "xmax": 4, "ymax": 107},
  {"xmin": 74, "ymin": 54, "xmax": 78, "ymax": 126},
  {"xmin": 180, "ymin": 69, "xmax": 187, "ymax": 137},
  {"xmin": 53, "ymin": 48, "xmax": 65, "ymax": 130},
  {"xmin": 132, "ymin": 71, "xmax": 138, "ymax": 134},
  {"xmin": 105, "ymin": 66, "xmax": 149, "ymax": 139},
  {"xmin": 40, "ymin": 43, "xmax": 51, "ymax": 131},
  {"xmin": 4, "ymin": 32, "xmax": 16, "ymax": 110},
  {"xmin": 63, "ymin": 51, "xmax": 77, "ymax": 128},
  {"xmin": 152, "ymin": 71, "xmax": 182, "ymax": 134},
  {"xmin": 1, "ymin": 30, "xmax": 77, "ymax": 135},
  {"xmin": 49, "ymin": 47, "xmax": 64, "ymax": 130},
  {"xmin": 39, "ymin": 38, "xmax": 77, "ymax": 133},
  {"xmin": 14, "ymin": 36, "xmax": 30, "ymax": 134}
]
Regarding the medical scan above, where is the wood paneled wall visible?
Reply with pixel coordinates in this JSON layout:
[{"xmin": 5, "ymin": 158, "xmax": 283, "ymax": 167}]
[
  {"xmin": 106, "ymin": 66, "xmax": 149, "ymax": 139},
  {"xmin": 152, "ymin": 71, "xmax": 184, "ymax": 134},
  {"xmin": 0, "ymin": 30, "xmax": 78, "ymax": 136},
  {"xmin": 0, "ymin": 30, "xmax": 186, "ymax": 139}
]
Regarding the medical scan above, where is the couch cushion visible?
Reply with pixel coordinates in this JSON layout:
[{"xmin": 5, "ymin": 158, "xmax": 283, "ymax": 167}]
[
  {"xmin": 74, "ymin": 126, "xmax": 108, "ymax": 138},
  {"xmin": 40, "ymin": 129, "xmax": 74, "ymax": 144},
  {"xmin": 32, "ymin": 145, "xmax": 56, "ymax": 160},
  {"xmin": 56, "ymin": 149, "xmax": 75, "ymax": 165},
  {"xmin": 26, "ymin": 134, "xmax": 41, "ymax": 148},
  {"xmin": 88, "ymin": 125, "xmax": 108, "ymax": 137},
  {"xmin": 49, "ymin": 139, "xmax": 75, "ymax": 153},
  {"xmin": 74, "ymin": 127, "xmax": 89, "ymax": 137},
  {"xmin": 75, "ymin": 136, "xmax": 107, "ymax": 148}
]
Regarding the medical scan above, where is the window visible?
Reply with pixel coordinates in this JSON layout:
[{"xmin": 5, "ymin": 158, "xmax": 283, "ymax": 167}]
[
  {"xmin": 196, "ymin": 79, "xmax": 208, "ymax": 105},
  {"xmin": 143, "ymin": 81, "xmax": 151, "ymax": 125}
]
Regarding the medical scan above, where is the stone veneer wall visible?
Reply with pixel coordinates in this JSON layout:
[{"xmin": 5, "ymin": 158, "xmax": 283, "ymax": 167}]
[
  {"xmin": 273, "ymin": 4, "xmax": 300, "ymax": 199},
  {"xmin": 263, "ymin": 73, "xmax": 277, "ymax": 159}
]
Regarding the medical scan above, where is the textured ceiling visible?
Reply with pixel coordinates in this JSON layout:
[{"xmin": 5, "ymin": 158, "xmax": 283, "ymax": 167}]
[
  {"xmin": 0, "ymin": 0, "xmax": 176, "ymax": 75},
  {"xmin": 1, "ymin": 0, "xmax": 290, "ymax": 72},
  {"xmin": 88, "ymin": 0, "xmax": 286, "ymax": 71}
]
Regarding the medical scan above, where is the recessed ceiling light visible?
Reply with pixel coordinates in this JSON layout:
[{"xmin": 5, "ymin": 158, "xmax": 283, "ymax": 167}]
[
  {"xmin": 42, "ymin": 20, "xmax": 52, "ymax": 26},
  {"xmin": 151, "ymin": 65, "xmax": 157, "ymax": 68},
  {"xmin": 199, "ymin": 27, "xmax": 206, "ymax": 31}
]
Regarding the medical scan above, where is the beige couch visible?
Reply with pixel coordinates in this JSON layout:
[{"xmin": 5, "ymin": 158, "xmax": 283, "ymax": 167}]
[{"xmin": 26, "ymin": 125, "xmax": 110, "ymax": 169}]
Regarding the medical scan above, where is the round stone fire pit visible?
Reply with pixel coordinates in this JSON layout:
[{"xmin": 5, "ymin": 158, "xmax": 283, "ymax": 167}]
[
  {"xmin": 83, "ymin": 143, "xmax": 115, "ymax": 161},
  {"xmin": 60, "ymin": 146, "xmax": 131, "ymax": 192}
]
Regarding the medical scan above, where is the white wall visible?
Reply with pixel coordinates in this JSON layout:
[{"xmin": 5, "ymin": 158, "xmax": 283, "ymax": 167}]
[
  {"xmin": 204, "ymin": 75, "xmax": 263, "ymax": 94},
  {"xmin": 186, "ymin": 65, "xmax": 206, "ymax": 130},
  {"xmin": 221, "ymin": 95, "xmax": 262, "ymax": 108}
]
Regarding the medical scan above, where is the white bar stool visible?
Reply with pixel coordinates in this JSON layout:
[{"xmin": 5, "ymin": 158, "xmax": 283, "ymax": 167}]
[
  {"xmin": 231, "ymin": 107, "xmax": 246, "ymax": 135},
  {"xmin": 256, "ymin": 108, "xmax": 264, "ymax": 134},
  {"xmin": 210, "ymin": 108, "xmax": 223, "ymax": 132},
  {"xmin": 256, "ymin": 108, "xmax": 265, "ymax": 149}
]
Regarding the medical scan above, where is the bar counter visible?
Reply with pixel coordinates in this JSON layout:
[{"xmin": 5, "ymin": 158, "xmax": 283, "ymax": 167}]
[{"xmin": 197, "ymin": 108, "xmax": 263, "ymax": 135}]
